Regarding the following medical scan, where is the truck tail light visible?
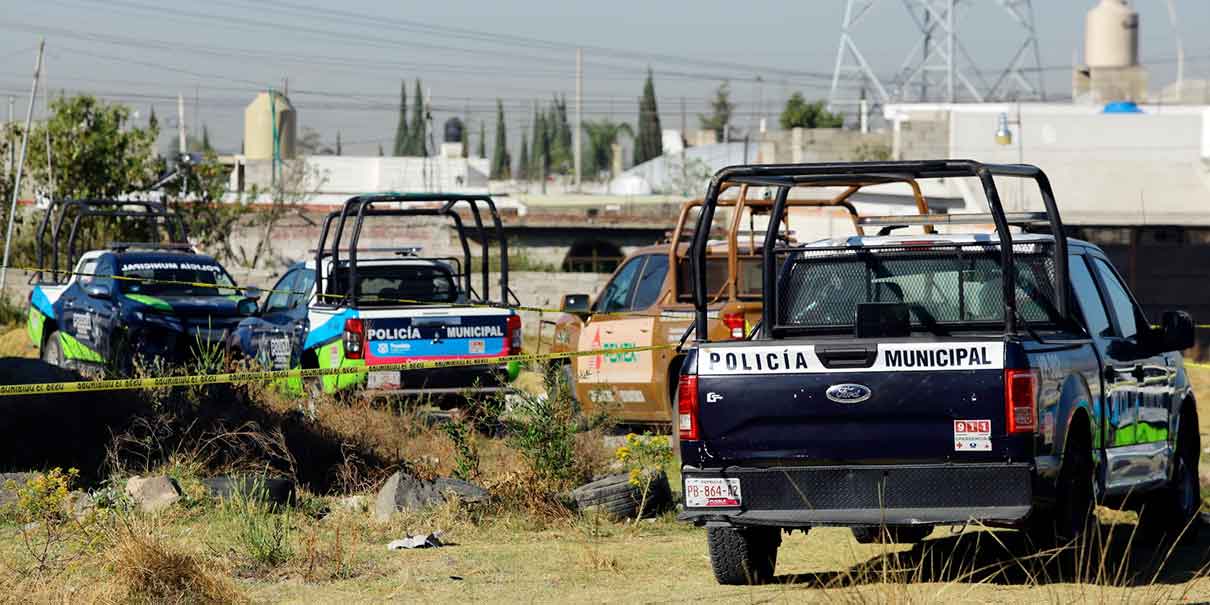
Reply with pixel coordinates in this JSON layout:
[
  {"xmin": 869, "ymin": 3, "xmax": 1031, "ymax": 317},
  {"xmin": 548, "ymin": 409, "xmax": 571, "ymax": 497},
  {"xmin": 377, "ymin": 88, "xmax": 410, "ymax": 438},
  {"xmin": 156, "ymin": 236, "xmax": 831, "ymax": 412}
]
[
  {"xmin": 343, "ymin": 318, "xmax": 364, "ymax": 360},
  {"xmin": 722, "ymin": 312, "xmax": 746, "ymax": 339},
  {"xmin": 506, "ymin": 314, "xmax": 522, "ymax": 355},
  {"xmin": 677, "ymin": 374, "xmax": 699, "ymax": 441},
  {"xmin": 1005, "ymin": 369, "xmax": 1037, "ymax": 434}
]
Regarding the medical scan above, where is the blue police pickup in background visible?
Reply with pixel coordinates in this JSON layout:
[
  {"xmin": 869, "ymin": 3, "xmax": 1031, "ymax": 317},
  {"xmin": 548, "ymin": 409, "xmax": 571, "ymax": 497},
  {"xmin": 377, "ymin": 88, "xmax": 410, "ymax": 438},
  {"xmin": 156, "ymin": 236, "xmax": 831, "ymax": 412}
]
[
  {"xmin": 29, "ymin": 247, "xmax": 258, "ymax": 373},
  {"xmin": 676, "ymin": 161, "xmax": 1200, "ymax": 585}
]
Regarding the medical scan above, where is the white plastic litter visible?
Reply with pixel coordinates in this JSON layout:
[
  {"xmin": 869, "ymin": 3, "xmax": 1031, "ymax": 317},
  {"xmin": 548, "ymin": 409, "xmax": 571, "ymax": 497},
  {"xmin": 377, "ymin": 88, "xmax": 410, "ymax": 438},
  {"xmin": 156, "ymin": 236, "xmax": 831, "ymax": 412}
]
[{"xmin": 387, "ymin": 531, "xmax": 445, "ymax": 550}]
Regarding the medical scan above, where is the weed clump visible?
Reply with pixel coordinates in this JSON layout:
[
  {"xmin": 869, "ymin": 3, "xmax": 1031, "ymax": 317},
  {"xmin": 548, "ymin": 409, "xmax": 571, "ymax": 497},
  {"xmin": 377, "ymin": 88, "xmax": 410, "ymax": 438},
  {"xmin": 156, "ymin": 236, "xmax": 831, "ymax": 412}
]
[{"xmin": 107, "ymin": 519, "xmax": 245, "ymax": 604}]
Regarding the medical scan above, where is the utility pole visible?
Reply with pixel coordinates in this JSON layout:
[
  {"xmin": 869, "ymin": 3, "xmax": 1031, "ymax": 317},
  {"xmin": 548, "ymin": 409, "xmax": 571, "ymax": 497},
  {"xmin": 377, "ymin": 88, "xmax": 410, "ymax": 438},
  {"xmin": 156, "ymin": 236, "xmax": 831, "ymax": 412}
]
[
  {"xmin": 1, "ymin": 40, "xmax": 45, "ymax": 294},
  {"xmin": 679, "ymin": 96, "xmax": 686, "ymax": 186},
  {"xmin": 6, "ymin": 97, "xmax": 13, "ymax": 177},
  {"xmin": 177, "ymin": 93, "xmax": 186, "ymax": 156},
  {"xmin": 573, "ymin": 47, "xmax": 582, "ymax": 192},
  {"xmin": 193, "ymin": 84, "xmax": 199, "ymax": 149}
]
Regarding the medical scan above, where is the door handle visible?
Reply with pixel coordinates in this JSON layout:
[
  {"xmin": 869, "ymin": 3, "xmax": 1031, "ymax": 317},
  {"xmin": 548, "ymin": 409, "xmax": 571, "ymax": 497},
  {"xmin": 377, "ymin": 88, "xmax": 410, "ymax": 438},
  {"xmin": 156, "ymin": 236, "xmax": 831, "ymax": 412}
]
[{"xmin": 1103, "ymin": 366, "xmax": 1117, "ymax": 382}]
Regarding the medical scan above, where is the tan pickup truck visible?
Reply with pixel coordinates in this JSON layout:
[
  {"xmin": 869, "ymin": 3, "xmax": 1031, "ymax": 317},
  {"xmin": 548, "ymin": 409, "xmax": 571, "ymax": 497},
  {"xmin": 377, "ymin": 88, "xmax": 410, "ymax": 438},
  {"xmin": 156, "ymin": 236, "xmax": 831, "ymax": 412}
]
[{"xmin": 547, "ymin": 185, "xmax": 907, "ymax": 424}]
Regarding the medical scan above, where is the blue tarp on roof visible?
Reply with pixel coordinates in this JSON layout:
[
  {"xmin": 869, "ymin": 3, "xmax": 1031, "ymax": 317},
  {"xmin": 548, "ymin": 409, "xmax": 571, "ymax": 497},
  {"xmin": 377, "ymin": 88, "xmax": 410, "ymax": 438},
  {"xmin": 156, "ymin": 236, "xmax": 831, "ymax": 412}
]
[{"xmin": 1103, "ymin": 101, "xmax": 1143, "ymax": 114}]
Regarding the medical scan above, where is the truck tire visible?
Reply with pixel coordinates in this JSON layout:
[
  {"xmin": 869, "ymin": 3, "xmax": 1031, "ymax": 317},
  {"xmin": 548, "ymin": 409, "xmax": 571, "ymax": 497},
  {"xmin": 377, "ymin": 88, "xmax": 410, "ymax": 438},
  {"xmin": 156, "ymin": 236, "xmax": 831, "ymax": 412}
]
[
  {"xmin": 1032, "ymin": 429, "xmax": 1095, "ymax": 545},
  {"xmin": 707, "ymin": 526, "xmax": 781, "ymax": 585},
  {"xmin": 851, "ymin": 525, "xmax": 933, "ymax": 544},
  {"xmin": 41, "ymin": 331, "xmax": 63, "ymax": 367},
  {"xmin": 1138, "ymin": 407, "xmax": 1201, "ymax": 544},
  {"xmin": 571, "ymin": 472, "xmax": 671, "ymax": 520}
]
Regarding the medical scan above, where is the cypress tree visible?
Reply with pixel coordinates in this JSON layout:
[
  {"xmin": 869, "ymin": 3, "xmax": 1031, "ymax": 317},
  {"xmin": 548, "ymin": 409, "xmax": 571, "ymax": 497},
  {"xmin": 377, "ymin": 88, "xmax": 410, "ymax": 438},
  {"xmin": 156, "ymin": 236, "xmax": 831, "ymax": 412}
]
[
  {"xmin": 393, "ymin": 81, "xmax": 409, "ymax": 156},
  {"xmin": 634, "ymin": 68, "xmax": 663, "ymax": 165},
  {"xmin": 517, "ymin": 132, "xmax": 530, "ymax": 181},
  {"xmin": 148, "ymin": 105, "xmax": 158, "ymax": 132},
  {"xmin": 336, "ymin": 131, "xmax": 342, "ymax": 156},
  {"xmin": 531, "ymin": 110, "xmax": 548, "ymax": 180},
  {"xmin": 377, "ymin": 143, "xmax": 384, "ymax": 156},
  {"xmin": 529, "ymin": 105, "xmax": 542, "ymax": 174},
  {"xmin": 490, "ymin": 99, "xmax": 510, "ymax": 179},
  {"xmin": 460, "ymin": 117, "xmax": 469, "ymax": 157},
  {"xmin": 409, "ymin": 79, "xmax": 426, "ymax": 156},
  {"xmin": 202, "ymin": 124, "xmax": 212, "ymax": 152},
  {"xmin": 477, "ymin": 121, "xmax": 486, "ymax": 158}
]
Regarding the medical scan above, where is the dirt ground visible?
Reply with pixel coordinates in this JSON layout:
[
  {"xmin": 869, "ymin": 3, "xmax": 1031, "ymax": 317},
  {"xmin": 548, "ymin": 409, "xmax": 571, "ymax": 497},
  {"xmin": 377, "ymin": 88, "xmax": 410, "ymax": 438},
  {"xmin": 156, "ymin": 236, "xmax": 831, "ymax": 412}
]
[{"xmin": 5, "ymin": 509, "xmax": 1207, "ymax": 604}]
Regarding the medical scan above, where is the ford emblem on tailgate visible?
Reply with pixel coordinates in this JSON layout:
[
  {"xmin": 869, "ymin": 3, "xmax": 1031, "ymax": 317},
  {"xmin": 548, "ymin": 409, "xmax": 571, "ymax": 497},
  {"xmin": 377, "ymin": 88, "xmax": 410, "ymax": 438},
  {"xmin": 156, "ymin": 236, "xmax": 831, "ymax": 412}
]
[{"xmin": 826, "ymin": 383, "xmax": 871, "ymax": 404}]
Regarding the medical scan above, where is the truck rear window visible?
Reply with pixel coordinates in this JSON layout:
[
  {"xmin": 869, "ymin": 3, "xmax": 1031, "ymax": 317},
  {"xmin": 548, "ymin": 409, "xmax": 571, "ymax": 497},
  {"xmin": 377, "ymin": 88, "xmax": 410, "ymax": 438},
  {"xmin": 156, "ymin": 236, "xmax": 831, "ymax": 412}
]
[
  {"xmin": 675, "ymin": 257, "xmax": 763, "ymax": 302},
  {"xmin": 778, "ymin": 244, "xmax": 1060, "ymax": 331},
  {"xmin": 328, "ymin": 265, "xmax": 457, "ymax": 306}
]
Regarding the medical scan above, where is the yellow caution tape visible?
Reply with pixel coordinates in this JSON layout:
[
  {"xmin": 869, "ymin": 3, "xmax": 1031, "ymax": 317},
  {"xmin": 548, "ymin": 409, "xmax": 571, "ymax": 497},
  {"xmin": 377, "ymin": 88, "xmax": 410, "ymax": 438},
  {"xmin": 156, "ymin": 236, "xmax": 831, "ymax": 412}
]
[{"xmin": 0, "ymin": 343, "xmax": 678, "ymax": 397}]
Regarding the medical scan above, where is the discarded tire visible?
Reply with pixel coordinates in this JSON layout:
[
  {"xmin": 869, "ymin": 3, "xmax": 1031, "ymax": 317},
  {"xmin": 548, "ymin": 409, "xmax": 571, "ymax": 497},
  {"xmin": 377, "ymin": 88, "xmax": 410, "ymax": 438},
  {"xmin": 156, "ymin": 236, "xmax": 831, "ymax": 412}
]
[
  {"xmin": 571, "ymin": 472, "xmax": 672, "ymax": 520},
  {"xmin": 202, "ymin": 476, "xmax": 295, "ymax": 507}
]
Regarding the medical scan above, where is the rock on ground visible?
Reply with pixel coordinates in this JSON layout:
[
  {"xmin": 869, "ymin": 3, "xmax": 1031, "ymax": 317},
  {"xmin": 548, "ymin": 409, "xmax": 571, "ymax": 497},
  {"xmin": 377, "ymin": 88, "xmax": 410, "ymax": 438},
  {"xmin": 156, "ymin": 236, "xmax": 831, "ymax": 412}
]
[
  {"xmin": 0, "ymin": 472, "xmax": 37, "ymax": 508},
  {"xmin": 126, "ymin": 475, "xmax": 181, "ymax": 513},
  {"xmin": 373, "ymin": 471, "xmax": 489, "ymax": 521}
]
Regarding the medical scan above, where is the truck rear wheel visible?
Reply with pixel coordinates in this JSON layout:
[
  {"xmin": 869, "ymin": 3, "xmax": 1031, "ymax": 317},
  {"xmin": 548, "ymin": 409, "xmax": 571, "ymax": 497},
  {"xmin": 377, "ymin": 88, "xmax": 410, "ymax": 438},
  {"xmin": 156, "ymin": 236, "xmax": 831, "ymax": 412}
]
[
  {"xmin": 707, "ymin": 526, "xmax": 780, "ymax": 585},
  {"xmin": 1030, "ymin": 429, "xmax": 1095, "ymax": 545},
  {"xmin": 1138, "ymin": 407, "xmax": 1201, "ymax": 544}
]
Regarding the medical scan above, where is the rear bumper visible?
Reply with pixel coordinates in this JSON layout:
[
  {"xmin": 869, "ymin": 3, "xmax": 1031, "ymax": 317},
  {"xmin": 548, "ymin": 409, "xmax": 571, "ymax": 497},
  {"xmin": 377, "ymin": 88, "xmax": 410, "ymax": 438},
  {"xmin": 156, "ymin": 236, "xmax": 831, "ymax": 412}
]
[
  {"xmin": 678, "ymin": 463, "xmax": 1034, "ymax": 528},
  {"xmin": 359, "ymin": 364, "xmax": 516, "ymax": 398}
]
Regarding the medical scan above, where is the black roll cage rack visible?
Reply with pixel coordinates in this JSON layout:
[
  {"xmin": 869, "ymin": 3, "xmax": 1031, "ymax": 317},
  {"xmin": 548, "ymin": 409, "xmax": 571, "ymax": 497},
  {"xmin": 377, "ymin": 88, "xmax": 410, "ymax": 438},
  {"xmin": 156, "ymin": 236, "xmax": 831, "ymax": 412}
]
[
  {"xmin": 314, "ymin": 193, "xmax": 517, "ymax": 307},
  {"xmin": 687, "ymin": 160, "xmax": 1068, "ymax": 341},
  {"xmin": 33, "ymin": 199, "xmax": 190, "ymax": 285}
]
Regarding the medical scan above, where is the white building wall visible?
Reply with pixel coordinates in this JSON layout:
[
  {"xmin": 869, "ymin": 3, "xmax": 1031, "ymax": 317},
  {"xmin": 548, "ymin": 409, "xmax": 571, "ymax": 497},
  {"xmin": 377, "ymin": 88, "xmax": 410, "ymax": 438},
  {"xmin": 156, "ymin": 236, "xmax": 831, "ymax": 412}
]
[{"xmin": 886, "ymin": 103, "xmax": 1210, "ymax": 225}]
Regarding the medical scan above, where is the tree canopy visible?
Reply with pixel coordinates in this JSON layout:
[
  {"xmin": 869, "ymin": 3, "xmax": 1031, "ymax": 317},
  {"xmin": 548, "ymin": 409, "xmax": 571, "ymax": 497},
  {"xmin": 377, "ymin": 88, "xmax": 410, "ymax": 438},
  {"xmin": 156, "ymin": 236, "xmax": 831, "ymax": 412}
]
[
  {"xmin": 490, "ymin": 100, "xmax": 511, "ymax": 180},
  {"xmin": 24, "ymin": 95, "xmax": 160, "ymax": 200},
  {"xmin": 698, "ymin": 82, "xmax": 734, "ymax": 143},
  {"xmin": 779, "ymin": 93, "xmax": 844, "ymax": 130},
  {"xmin": 634, "ymin": 68, "xmax": 663, "ymax": 165},
  {"xmin": 581, "ymin": 119, "xmax": 633, "ymax": 179}
]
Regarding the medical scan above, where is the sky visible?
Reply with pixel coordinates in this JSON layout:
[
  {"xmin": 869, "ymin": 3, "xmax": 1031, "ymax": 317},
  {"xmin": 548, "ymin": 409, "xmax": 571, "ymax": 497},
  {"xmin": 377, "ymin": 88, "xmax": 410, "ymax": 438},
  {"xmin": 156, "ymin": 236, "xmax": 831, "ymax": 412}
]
[{"xmin": 2, "ymin": 0, "xmax": 1207, "ymax": 157}]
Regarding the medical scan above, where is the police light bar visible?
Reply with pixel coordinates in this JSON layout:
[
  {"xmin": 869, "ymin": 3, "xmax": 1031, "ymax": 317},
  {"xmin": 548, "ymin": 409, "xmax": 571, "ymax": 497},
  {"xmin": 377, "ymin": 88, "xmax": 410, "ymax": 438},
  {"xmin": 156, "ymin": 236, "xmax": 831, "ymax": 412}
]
[{"xmin": 857, "ymin": 212, "xmax": 1049, "ymax": 227}]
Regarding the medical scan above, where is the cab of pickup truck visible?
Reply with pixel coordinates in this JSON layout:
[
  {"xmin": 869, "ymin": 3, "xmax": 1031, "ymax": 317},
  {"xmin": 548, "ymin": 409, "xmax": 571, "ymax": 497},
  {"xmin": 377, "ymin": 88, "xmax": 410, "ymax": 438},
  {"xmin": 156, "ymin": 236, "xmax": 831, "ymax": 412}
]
[
  {"xmin": 548, "ymin": 189, "xmax": 880, "ymax": 424},
  {"xmin": 675, "ymin": 161, "xmax": 1200, "ymax": 586}
]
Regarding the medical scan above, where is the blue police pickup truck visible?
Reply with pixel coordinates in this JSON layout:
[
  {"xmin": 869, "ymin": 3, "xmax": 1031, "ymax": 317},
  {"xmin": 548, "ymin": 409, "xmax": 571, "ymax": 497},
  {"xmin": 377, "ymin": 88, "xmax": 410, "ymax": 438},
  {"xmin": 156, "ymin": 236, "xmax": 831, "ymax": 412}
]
[
  {"xmin": 231, "ymin": 193, "xmax": 522, "ymax": 400},
  {"xmin": 676, "ymin": 161, "xmax": 1200, "ymax": 585},
  {"xmin": 27, "ymin": 200, "xmax": 258, "ymax": 374}
]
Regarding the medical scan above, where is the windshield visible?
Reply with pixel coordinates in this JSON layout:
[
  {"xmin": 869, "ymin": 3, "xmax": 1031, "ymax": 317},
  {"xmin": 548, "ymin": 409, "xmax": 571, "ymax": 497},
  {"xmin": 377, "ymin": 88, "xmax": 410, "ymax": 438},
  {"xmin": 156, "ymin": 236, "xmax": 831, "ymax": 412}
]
[
  {"xmin": 118, "ymin": 260, "xmax": 237, "ymax": 297},
  {"xmin": 329, "ymin": 264, "xmax": 458, "ymax": 306},
  {"xmin": 777, "ymin": 244, "xmax": 1060, "ymax": 333}
]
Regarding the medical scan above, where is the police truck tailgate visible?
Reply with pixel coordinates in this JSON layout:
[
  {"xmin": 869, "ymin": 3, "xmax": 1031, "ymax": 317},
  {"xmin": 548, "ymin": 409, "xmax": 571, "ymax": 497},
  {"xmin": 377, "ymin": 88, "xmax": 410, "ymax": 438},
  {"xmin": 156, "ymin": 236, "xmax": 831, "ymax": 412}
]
[{"xmin": 693, "ymin": 339, "xmax": 1009, "ymax": 464}]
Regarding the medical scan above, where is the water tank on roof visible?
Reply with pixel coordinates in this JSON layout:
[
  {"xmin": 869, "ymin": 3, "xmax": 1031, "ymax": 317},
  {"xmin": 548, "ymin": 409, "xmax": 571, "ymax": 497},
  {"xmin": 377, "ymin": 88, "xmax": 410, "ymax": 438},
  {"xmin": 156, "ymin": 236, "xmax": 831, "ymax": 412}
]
[
  {"xmin": 1085, "ymin": 0, "xmax": 1138, "ymax": 68},
  {"xmin": 243, "ymin": 91, "xmax": 296, "ymax": 160},
  {"xmin": 443, "ymin": 117, "xmax": 464, "ymax": 144}
]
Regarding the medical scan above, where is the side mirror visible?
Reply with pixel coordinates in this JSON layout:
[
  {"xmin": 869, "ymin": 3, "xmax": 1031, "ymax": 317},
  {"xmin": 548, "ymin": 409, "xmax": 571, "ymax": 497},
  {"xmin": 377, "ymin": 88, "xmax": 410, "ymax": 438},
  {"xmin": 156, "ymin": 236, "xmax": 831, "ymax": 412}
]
[
  {"xmin": 86, "ymin": 284, "xmax": 112, "ymax": 300},
  {"xmin": 237, "ymin": 298, "xmax": 259, "ymax": 317},
  {"xmin": 243, "ymin": 286, "xmax": 263, "ymax": 300},
  {"xmin": 561, "ymin": 294, "xmax": 591, "ymax": 315},
  {"xmin": 1160, "ymin": 310, "xmax": 1195, "ymax": 352}
]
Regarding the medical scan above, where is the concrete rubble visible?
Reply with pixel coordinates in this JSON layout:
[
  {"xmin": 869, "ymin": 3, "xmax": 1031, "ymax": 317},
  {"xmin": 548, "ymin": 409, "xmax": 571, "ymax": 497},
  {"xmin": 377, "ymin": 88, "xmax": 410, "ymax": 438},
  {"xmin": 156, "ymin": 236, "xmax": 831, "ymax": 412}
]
[
  {"xmin": 373, "ymin": 471, "xmax": 489, "ymax": 521},
  {"xmin": 125, "ymin": 475, "xmax": 181, "ymax": 513}
]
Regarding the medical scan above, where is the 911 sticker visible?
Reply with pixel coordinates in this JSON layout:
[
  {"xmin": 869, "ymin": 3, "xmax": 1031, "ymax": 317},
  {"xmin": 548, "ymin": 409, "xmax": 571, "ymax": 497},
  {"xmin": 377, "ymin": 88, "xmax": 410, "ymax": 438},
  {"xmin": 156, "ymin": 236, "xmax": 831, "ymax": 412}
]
[
  {"xmin": 684, "ymin": 478, "xmax": 742, "ymax": 508},
  {"xmin": 954, "ymin": 419, "xmax": 992, "ymax": 451}
]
